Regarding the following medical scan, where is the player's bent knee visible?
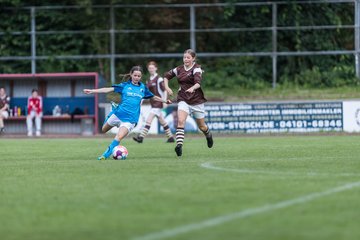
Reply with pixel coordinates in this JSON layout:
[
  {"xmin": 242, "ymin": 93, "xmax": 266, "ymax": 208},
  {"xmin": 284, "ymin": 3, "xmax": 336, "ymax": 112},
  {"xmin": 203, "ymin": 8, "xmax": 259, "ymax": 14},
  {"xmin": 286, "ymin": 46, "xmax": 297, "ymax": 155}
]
[
  {"xmin": 102, "ymin": 125, "xmax": 111, "ymax": 133},
  {"xmin": 177, "ymin": 119, "xmax": 186, "ymax": 127},
  {"xmin": 158, "ymin": 118, "xmax": 166, "ymax": 125}
]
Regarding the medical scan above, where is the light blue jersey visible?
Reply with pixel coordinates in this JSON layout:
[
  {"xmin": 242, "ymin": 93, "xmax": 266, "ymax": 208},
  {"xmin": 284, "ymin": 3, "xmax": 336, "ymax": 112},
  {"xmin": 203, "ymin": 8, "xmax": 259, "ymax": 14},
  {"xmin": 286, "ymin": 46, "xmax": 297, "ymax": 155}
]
[{"xmin": 112, "ymin": 80, "xmax": 154, "ymax": 124}]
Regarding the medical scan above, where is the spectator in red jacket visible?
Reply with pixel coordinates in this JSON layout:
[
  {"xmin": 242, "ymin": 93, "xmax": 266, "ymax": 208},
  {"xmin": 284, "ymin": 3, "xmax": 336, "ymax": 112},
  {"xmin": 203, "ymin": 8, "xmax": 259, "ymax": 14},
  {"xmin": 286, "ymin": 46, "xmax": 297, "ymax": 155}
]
[{"xmin": 27, "ymin": 89, "xmax": 43, "ymax": 137}]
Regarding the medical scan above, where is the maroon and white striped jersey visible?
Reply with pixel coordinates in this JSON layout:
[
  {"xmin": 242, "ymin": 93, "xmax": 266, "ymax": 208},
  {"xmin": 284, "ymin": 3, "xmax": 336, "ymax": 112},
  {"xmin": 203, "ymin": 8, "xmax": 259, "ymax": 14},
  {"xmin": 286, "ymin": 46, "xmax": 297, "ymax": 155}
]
[
  {"xmin": 164, "ymin": 63, "xmax": 206, "ymax": 105},
  {"xmin": 146, "ymin": 74, "xmax": 166, "ymax": 108}
]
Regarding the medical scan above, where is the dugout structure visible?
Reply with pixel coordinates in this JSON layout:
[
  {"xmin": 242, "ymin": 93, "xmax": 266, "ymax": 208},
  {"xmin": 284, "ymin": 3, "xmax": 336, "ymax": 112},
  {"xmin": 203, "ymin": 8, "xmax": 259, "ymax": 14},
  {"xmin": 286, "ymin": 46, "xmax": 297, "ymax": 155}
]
[{"xmin": 1, "ymin": 73, "xmax": 98, "ymax": 135}]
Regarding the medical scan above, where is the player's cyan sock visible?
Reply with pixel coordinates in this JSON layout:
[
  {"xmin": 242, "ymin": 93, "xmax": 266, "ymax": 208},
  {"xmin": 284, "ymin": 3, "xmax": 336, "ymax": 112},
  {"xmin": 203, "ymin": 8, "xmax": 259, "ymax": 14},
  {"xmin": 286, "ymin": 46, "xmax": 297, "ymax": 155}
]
[{"xmin": 102, "ymin": 139, "xmax": 120, "ymax": 158}]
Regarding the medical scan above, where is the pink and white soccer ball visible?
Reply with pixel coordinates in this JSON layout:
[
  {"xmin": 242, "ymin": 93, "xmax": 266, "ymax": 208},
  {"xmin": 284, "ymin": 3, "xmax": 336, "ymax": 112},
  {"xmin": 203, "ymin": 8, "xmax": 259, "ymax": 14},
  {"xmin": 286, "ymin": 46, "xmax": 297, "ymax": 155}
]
[{"xmin": 112, "ymin": 145, "xmax": 128, "ymax": 160}]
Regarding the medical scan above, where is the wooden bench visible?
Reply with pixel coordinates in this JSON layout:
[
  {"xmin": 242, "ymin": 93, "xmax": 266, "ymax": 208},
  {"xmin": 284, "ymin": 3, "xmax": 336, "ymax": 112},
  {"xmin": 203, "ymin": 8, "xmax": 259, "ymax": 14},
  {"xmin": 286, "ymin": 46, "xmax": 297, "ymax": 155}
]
[{"xmin": 4, "ymin": 115, "xmax": 95, "ymax": 135}]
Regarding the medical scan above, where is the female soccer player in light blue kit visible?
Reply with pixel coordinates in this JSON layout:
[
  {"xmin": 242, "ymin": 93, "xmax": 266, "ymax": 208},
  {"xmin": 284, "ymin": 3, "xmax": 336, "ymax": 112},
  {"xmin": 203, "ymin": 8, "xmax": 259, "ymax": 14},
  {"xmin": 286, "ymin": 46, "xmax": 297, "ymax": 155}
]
[{"xmin": 83, "ymin": 66, "xmax": 171, "ymax": 160}]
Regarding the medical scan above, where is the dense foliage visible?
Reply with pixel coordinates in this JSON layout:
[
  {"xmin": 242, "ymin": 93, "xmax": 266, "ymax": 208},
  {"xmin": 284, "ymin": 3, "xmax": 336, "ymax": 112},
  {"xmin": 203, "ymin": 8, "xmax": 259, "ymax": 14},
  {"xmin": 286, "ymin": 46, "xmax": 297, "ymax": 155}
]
[{"xmin": 0, "ymin": 0, "xmax": 358, "ymax": 89}]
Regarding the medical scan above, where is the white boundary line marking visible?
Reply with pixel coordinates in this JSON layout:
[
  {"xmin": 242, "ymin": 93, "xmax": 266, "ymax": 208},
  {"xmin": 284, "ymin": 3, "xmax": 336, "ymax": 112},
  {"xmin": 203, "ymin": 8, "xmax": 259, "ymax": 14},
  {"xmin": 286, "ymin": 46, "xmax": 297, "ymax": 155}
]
[
  {"xmin": 133, "ymin": 181, "xmax": 360, "ymax": 240},
  {"xmin": 200, "ymin": 162, "xmax": 360, "ymax": 177}
]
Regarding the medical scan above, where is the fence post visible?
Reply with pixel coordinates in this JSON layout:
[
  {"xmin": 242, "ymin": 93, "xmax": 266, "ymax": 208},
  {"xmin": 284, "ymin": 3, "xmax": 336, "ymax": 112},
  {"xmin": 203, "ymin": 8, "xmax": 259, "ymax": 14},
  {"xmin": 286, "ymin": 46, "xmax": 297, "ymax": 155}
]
[
  {"xmin": 355, "ymin": 0, "xmax": 360, "ymax": 78},
  {"xmin": 31, "ymin": 7, "xmax": 36, "ymax": 74},
  {"xmin": 272, "ymin": 3, "xmax": 278, "ymax": 88},
  {"xmin": 190, "ymin": 5, "xmax": 196, "ymax": 51},
  {"xmin": 110, "ymin": 5, "xmax": 116, "ymax": 84}
]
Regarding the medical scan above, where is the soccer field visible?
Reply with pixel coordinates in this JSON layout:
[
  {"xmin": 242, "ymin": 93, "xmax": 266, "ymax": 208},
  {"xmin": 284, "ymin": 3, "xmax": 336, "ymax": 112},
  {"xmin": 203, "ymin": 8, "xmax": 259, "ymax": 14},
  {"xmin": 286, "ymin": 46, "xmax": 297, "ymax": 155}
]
[{"xmin": 1, "ymin": 135, "xmax": 360, "ymax": 240}]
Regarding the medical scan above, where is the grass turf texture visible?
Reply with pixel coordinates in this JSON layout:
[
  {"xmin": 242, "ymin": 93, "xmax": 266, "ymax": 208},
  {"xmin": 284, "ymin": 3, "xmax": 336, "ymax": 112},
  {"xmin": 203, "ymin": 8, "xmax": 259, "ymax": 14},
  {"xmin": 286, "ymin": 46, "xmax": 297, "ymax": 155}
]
[{"xmin": 0, "ymin": 135, "xmax": 360, "ymax": 240}]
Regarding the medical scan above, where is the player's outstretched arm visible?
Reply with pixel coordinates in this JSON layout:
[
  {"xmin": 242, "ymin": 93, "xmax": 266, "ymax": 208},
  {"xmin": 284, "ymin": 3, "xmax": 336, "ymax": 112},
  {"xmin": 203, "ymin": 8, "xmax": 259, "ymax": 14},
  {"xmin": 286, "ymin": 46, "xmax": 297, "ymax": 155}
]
[
  {"xmin": 152, "ymin": 96, "xmax": 172, "ymax": 104},
  {"xmin": 163, "ymin": 78, "xmax": 173, "ymax": 96},
  {"xmin": 83, "ymin": 87, "xmax": 114, "ymax": 94}
]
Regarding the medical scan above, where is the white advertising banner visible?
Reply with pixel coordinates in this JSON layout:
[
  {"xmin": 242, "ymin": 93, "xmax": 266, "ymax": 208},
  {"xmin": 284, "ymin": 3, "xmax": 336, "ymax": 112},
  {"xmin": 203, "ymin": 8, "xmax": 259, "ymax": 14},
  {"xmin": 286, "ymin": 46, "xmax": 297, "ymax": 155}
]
[{"xmin": 342, "ymin": 101, "xmax": 360, "ymax": 132}]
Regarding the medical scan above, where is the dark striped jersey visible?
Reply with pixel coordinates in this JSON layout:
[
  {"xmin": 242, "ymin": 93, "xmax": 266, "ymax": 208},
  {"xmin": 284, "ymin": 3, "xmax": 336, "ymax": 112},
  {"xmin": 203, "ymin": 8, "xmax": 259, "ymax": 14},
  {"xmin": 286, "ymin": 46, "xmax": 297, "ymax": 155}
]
[
  {"xmin": 164, "ymin": 63, "xmax": 207, "ymax": 105},
  {"xmin": 146, "ymin": 74, "xmax": 166, "ymax": 108}
]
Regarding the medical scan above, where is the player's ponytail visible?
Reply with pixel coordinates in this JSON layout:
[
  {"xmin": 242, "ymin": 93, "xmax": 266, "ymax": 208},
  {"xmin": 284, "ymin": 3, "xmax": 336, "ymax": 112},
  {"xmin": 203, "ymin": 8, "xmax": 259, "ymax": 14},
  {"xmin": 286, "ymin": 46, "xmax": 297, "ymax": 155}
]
[
  {"xmin": 118, "ymin": 73, "xmax": 131, "ymax": 81},
  {"xmin": 118, "ymin": 65, "xmax": 143, "ymax": 81}
]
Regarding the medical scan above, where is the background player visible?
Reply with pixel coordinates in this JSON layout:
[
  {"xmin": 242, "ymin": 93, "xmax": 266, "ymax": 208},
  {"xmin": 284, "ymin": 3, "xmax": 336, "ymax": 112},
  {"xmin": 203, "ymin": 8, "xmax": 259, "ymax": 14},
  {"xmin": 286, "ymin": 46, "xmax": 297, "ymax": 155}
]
[
  {"xmin": 163, "ymin": 49, "xmax": 213, "ymax": 157},
  {"xmin": 133, "ymin": 61, "xmax": 174, "ymax": 143},
  {"xmin": 83, "ymin": 66, "xmax": 171, "ymax": 160},
  {"xmin": 0, "ymin": 87, "xmax": 10, "ymax": 134}
]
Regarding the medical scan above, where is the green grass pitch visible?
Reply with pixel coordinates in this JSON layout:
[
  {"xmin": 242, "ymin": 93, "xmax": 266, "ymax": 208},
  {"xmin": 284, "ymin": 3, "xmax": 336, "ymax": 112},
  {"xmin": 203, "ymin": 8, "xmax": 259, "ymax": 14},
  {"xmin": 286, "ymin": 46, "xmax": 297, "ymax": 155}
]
[{"xmin": 1, "ymin": 135, "xmax": 360, "ymax": 240}]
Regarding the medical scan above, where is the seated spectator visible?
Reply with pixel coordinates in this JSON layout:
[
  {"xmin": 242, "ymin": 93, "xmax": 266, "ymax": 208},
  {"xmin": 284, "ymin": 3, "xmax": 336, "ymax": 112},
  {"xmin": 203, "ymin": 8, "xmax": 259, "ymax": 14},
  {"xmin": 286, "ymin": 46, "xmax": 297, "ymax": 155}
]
[
  {"xmin": 27, "ymin": 89, "xmax": 43, "ymax": 137},
  {"xmin": 0, "ymin": 86, "xmax": 10, "ymax": 134}
]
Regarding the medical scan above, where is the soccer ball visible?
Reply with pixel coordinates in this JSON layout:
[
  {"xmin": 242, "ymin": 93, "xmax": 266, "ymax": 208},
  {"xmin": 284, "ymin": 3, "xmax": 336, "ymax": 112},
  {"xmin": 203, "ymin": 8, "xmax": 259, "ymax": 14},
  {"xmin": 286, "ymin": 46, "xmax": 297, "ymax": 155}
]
[{"xmin": 112, "ymin": 145, "xmax": 128, "ymax": 160}]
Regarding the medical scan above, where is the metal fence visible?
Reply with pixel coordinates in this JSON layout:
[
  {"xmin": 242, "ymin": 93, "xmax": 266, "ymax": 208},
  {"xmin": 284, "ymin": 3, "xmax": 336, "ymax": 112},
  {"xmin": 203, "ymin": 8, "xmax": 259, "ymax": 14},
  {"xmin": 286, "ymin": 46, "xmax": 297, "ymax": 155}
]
[{"xmin": 1, "ymin": 0, "xmax": 360, "ymax": 87}]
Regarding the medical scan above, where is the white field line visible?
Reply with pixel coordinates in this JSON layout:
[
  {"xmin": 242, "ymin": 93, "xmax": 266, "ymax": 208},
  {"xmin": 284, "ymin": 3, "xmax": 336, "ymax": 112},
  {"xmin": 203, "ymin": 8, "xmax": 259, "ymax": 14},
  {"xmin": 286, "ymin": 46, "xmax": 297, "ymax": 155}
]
[
  {"xmin": 133, "ymin": 181, "xmax": 360, "ymax": 240},
  {"xmin": 200, "ymin": 162, "xmax": 360, "ymax": 177}
]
